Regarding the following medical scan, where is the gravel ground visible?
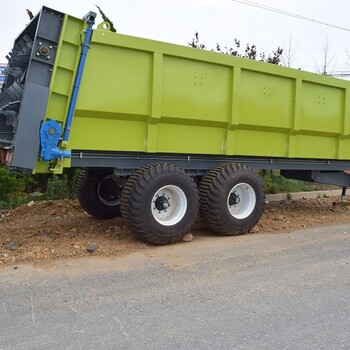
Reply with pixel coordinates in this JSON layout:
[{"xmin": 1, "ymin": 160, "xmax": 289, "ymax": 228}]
[{"xmin": 0, "ymin": 196, "xmax": 349, "ymax": 267}]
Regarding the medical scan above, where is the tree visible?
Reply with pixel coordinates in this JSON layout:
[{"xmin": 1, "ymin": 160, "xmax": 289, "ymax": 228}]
[
  {"xmin": 188, "ymin": 32, "xmax": 283, "ymax": 65},
  {"xmin": 281, "ymin": 35, "xmax": 298, "ymax": 68},
  {"xmin": 313, "ymin": 38, "xmax": 336, "ymax": 75}
]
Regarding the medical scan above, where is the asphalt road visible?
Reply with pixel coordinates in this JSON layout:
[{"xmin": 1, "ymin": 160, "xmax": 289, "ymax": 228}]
[{"xmin": 0, "ymin": 224, "xmax": 349, "ymax": 350}]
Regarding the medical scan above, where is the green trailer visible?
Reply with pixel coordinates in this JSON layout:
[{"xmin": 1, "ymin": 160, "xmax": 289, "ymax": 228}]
[{"xmin": 1, "ymin": 7, "xmax": 350, "ymax": 244}]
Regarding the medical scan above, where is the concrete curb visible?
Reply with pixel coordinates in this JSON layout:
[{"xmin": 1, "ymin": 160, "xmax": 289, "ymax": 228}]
[{"xmin": 266, "ymin": 189, "xmax": 343, "ymax": 202}]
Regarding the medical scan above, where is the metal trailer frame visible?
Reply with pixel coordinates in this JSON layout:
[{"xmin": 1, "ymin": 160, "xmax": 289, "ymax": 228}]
[{"xmin": 70, "ymin": 150, "xmax": 350, "ymax": 187}]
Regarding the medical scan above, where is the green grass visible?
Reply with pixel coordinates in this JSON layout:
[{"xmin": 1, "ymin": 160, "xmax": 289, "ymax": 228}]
[{"xmin": 259, "ymin": 171, "xmax": 315, "ymax": 194}]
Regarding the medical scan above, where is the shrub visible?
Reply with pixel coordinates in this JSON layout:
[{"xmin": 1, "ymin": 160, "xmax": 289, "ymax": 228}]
[
  {"xmin": 44, "ymin": 169, "xmax": 82, "ymax": 200},
  {"xmin": 260, "ymin": 170, "xmax": 313, "ymax": 194},
  {"xmin": 0, "ymin": 166, "xmax": 82, "ymax": 208},
  {"xmin": 45, "ymin": 174, "xmax": 71, "ymax": 200},
  {"xmin": 0, "ymin": 165, "xmax": 25, "ymax": 202}
]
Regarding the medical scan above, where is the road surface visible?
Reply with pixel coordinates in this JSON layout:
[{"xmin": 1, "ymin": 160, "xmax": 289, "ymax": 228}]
[{"xmin": 0, "ymin": 224, "xmax": 349, "ymax": 349}]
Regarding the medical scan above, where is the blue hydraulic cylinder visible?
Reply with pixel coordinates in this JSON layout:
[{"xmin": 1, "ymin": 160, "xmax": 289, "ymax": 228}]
[{"xmin": 62, "ymin": 14, "xmax": 95, "ymax": 142}]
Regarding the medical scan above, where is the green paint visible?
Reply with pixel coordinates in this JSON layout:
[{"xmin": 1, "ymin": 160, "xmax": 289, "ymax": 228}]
[{"xmin": 34, "ymin": 11, "xmax": 350, "ymax": 173}]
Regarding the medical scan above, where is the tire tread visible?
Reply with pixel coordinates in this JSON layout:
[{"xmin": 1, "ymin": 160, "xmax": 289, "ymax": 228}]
[{"xmin": 199, "ymin": 163, "xmax": 265, "ymax": 235}]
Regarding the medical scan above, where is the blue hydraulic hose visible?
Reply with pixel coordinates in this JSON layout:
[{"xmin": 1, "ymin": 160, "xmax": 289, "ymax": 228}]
[{"xmin": 62, "ymin": 17, "xmax": 95, "ymax": 142}]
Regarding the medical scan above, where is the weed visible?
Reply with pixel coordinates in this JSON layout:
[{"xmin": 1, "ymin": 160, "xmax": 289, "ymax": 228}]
[{"xmin": 260, "ymin": 170, "xmax": 314, "ymax": 194}]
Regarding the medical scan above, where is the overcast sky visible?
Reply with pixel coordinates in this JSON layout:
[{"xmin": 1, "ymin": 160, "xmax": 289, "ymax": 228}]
[{"xmin": 0, "ymin": 0, "xmax": 349, "ymax": 74}]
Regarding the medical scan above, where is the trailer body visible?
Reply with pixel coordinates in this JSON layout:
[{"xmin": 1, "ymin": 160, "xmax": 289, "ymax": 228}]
[
  {"xmin": 1, "ymin": 7, "xmax": 350, "ymax": 244},
  {"xmin": 1, "ymin": 7, "xmax": 350, "ymax": 174}
]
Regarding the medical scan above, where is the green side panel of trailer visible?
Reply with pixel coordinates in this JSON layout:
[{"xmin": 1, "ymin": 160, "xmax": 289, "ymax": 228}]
[
  {"xmin": 34, "ymin": 14, "xmax": 350, "ymax": 172},
  {"xmin": 71, "ymin": 29, "xmax": 350, "ymax": 156}
]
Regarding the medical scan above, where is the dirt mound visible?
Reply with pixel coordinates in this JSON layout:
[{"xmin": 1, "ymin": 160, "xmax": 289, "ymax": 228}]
[{"xmin": 1, "ymin": 197, "xmax": 349, "ymax": 266}]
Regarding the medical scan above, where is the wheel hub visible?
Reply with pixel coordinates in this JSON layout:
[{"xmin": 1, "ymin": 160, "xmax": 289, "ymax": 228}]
[
  {"xmin": 229, "ymin": 192, "xmax": 240, "ymax": 206},
  {"xmin": 97, "ymin": 175, "xmax": 121, "ymax": 206},
  {"xmin": 154, "ymin": 195, "xmax": 170, "ymax": 211}
]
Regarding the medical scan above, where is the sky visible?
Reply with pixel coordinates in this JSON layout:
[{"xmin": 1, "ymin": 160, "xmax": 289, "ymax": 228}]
[{"xmin": 0, "ymin": 0, "xmax": 349, "ymax": 74}]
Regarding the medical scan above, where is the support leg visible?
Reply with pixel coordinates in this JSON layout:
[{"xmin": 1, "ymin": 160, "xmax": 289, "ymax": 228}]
[{"xmin": 341, "ymin": 186, "xmax": 347, "ymax": 202}]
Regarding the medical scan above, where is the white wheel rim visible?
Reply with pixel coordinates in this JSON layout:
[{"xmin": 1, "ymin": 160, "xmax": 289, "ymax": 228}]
[
  {"xmin": 227, "ymin": 183, "xmax": 256, "ymax": 219},
  {"xmin": 151, "ymin": 185, "xmax": 187, "ymax": 226}
]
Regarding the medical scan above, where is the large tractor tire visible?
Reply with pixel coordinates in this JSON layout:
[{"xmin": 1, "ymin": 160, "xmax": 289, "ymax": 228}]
[
  {"xmin": 120, "ymin": 163, "xmax": 199, "ymax": 245},
  {"xmin": 76, "ymin": 168, "xmax": 123, "ymax": 219},
  {"xmin": 199, "ymin": 163, "xmax": 265, "ymax": 235}
]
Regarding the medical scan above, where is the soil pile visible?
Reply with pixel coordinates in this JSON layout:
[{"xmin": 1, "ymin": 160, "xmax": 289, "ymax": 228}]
[{"xmin": 1, "ymin": 197, "xmax": 349, "ymax": 266}]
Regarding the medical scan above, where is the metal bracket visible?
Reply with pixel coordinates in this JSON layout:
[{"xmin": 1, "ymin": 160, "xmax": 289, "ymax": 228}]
[
  {"xmin": 82, "ymin": 11, "xmax": 97, "ymax": 22},
  {"xmin": 40, "ymin": 119, "xmax": 71, "ymax": 162}
]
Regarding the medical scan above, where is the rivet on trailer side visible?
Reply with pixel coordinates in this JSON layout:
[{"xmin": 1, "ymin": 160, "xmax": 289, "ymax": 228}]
[{"xmin": 1, "ymin": 7, "xmax": 350, "ymax": 244}]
